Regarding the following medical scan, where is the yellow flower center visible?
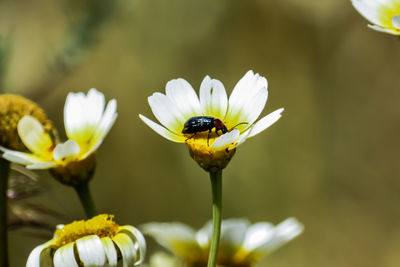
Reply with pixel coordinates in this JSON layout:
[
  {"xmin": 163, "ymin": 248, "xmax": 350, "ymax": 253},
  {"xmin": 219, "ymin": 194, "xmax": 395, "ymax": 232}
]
[
  {"xmin": 0, "ymin": 94, "xmax": 53, "ymax": 150},
  {"xmin": 54, "ymin": 214, "xmax": 119, "ymax": 247},
  {"xmin": 184, "ymin": 132, "xmax": 236, "ymax": 172}
]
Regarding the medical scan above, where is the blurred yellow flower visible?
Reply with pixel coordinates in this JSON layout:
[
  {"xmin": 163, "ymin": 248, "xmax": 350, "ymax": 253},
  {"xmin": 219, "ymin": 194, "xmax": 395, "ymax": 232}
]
[
  {"xmin": 352, "ymin": 0, "xmax": 400, "ymax": 35},
  {"xmin": 27, "ymin": 214, "xmax": 146, "ymax": 267},
  {"xmin": 139, "ymin": 70, "xmax": 283, "ymax": 171},
  {"xmin": 143, "ymin": 217, "xmax": 303, "ymax": 267}
]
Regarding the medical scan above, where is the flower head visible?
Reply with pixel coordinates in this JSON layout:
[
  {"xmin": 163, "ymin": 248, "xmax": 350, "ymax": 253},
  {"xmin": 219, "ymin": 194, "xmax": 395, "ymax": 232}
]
[
  {"xmin": 142, "ymin": 217, "xmax": 303, "ymax": 267},
  {"xmin": 351, "ymin": 0, "xmax": 400, "ymax": 35},
  {"xmin": 0, "ymin": 89, "xmax": 117, "ymax": 185},
  {"xmin": 27, "ymin": 214, "xmax": 146, "ymax": 267},
  {"xmin": 139, "ymin": 71, "xmax": 283, "ymax": 172},
  {"xmin": 0, "ymin": 94, "xmax": 53, "ymax": 151}
]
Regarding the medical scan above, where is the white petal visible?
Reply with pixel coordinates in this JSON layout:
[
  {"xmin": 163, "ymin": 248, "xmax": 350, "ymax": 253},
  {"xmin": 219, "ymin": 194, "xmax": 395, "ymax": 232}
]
[
  {"xmin": 100, "ymin": 237, "xmax": 118, "ymax": 267},
  {"xmin": 226, "ymin": 71, "xmax": 268, "ymax": 127},
  {"xmin": 228, "ymin": 86, "xmax": 268, "ymax": 132},
  {"xmin": 243, "ymin": 218, "xmax": 304, "ymax": 254},
  {"xmin": 199, "ymin": 76, "xmax": 228, "ymax": 119},
  {"xmin": 141, "ymin": 222, "xmax": 199, "ymax": 256},
  {"xmin": 76, "ymin": 235, "xmax": 107, "ymax": 266},
  {"xmin": 17, "ymin": 116, "xmax": 53, "ymax": 157},
  {"xmin": 211, "ymin": 129, "xmax": 240, "ymax": 150},
  {"xmin": 148, "ymin": 92, "xmax": 186, "ymax": 134},
  {"xmin": 351, "ymin": 0, "xmax": 382, "ymax": 26},
  {"xmin": 166, "ymin": 78, "xmax": 201, "ymax": 119},
  {"xmin": 196, "ymin": 218, "xmax": 249, "ymax": 251},
  {"xmin": 139, "ymin": 115, "xmax": 186, "ymax": 143},
  {"xmin": 26, "ymin": 240, "xmax": 54, "ymax": 267},
  {"xmin": 54, "ymin": 243, "xmax": 79, "ymax": 267},
  {"xmin": 246, "ymin": 108, "xmax": 284, "ymax": 138},
  {"xmin": 118, "ymin": 225, "xmax": 147, "ymax": 265},
  {"xmin": 368, "ymin": 24, "xmax": 400, "ymax": 35},
  {"xmin": 113, "ymin": 233, "xmax": 137, "ymax": 267},
  {"xmin": 0, "ymin": 148, "xmax": 43, "ymax": 165},
  {"xmin": 27, "ymin": 162, "xmax": 57, "ymax": 169},
  {"xmin": 53, "ymin": 140, "xmax": 80, "ymax": 162},
  {"xmin": 64, "ymin": 89, "xmax": 105, "ymax": 144},
  {"xmin": 242, "ymin": 222, "xmax": 275, "ymax": 252},
  {"xmin": 83, "ymin": 99, "xmax": 118, "ymax": 158}
]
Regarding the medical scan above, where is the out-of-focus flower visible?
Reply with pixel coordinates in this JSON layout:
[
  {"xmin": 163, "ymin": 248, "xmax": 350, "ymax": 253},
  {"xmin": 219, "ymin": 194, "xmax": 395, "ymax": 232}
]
[
  {"xmin": 139, "ymin": 70, "xmax": 283, "ymax": 172},
  {"xmin": 0, "ymin": 89, "xmax": 117, "ymax": 185},
  {"xmin": 351, "ymin": 0, "xmax": 400, "ymax": 35},
  {"xmin": 27, "ymin": 214, "xmax": 146, "ymax": 267},
  {"xmin": 0, "ymin": 94, "xmax": 53, "ymax": 151},
  {"xmin": 142, "ymin": 217, "xmax": 303, "ymax": 267}
]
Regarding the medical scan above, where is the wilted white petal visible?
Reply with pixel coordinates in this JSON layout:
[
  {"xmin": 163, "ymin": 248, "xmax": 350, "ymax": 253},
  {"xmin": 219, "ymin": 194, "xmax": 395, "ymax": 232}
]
[
  {"xmin": 53, "ymin": 243, "xmax": 79, "ymax": 267},
  {"xmin": 247, "ymin": 108, "xmax": 284, "ymax": 138},
  {"xmin": 199, "ymin": 76, "xmax": 228, "ymax": 119},
  {"xmin": 76, "ymin": 235, "xmax": 107, "ymax": 266},
  {"xmin": 17, "ymin": 116, "xmax": 53, "ymax": 156},
  {"xmin": 148, "ymin": 92, "xmax": 186, "ymax": 134},
  {"xmin": 211, "ymin": 129, "xmax": 240, "ymax": 150},
  {"xmin": 53, "ymin": 140, "xmax": 80, "ymax": 161},
  {"xmin": 139, "ymin": 115, "xmax": 186, "ymax": 143},
  {"xmin": 119, "ymin": 225, "xmax": 147, "ymax": 265},
  {"xmin": 113, "ymin": 233, "xmax": 137, "ymax": 267},
  {"xmin": 166, "ymin": 78, "xmax": 201, "ymax": 119},
  {"xmin": 100, "ymin": 237, "xmax": 118, "ymax": 267},
  {"xmin": 26, "ymin": 240, "xmax": 54, "ymax": 267}
]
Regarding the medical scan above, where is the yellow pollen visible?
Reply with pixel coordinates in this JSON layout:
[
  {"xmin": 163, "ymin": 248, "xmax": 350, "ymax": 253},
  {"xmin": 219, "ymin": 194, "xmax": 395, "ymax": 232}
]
[
  {"xmin": 0, "ymin": 94, "xmax": 53, "ymax": 150},
  {"xmin": 184, "ymin": 132, "xmax": 236, "ymax": 172},
  {"xmin": 54, "ymin": 214, "xmax": 119, "ymax": 247}
]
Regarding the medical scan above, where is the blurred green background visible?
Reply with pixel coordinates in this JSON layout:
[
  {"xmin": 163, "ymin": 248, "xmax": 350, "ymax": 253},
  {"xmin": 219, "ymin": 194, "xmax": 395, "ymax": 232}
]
[{"xmin": 2, "ymin": 0, "xmax": 400, "ymax": 266}]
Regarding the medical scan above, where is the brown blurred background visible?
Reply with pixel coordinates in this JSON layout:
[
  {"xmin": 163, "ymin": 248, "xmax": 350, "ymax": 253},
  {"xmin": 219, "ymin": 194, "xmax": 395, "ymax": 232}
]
[{"xmin": 2, "ymin": 0, "xmax": 400, "ymax": 266}]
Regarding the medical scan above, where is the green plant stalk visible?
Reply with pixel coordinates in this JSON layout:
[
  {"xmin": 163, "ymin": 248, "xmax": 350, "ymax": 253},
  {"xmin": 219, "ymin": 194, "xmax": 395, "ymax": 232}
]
[
  {"xmin": 74, "ymin": 181, "xmax": 98, "ymax": 218},
  {"xmin": 0, "ymin": 158, "xmax": 10, "ymax": 267},
  {"xmin": 207, "ymin": 170, "xmax": 223, "ymax": 267}
]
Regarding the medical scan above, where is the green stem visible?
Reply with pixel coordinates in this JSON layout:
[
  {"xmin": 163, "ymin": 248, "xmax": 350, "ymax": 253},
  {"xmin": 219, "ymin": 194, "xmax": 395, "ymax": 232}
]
[
  {"xmin": 0, "ymin": 158, "xmax": 10, "ymax": 267},
  {"xmin": 207, "ymin": 170, "xmax": 223, "ymax": 267},
  {"xmin": 74, "ymin": 182, "xmax": 98, "ymax": 218}
]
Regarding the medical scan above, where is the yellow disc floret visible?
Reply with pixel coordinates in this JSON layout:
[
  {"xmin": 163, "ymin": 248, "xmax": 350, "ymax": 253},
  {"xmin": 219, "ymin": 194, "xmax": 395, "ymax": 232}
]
[
  {"xmin": 54, "ymin": 214, "xmax": 119, "ymax": 247},
  {"xmin": 185, "ymin": 132, "xmax": 236, "ymax": 172},
  {"xmin": 0, "ymin": 94, "xmax": 53, "ymax": 150}
]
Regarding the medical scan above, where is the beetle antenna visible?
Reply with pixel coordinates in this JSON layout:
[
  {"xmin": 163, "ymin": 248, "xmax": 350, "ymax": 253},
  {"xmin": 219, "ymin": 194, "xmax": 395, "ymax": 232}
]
[{"xmin": 229, "ymin": 122, "xmax": 248, "ymax": 131}]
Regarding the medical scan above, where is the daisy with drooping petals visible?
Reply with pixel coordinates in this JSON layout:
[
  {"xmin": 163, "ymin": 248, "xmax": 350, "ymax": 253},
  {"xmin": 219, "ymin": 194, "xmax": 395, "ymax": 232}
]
[
  {"xmin": 26, "ymin": 214, "xmax": 146, "ymax": 267},
  {"xmin": 143, "ymin": 217, "xmax": 303, "ymax": 267},
  {"xmin": 351, "ymin": 0, "xmax": 400, "ymax": 35},
  {"xmin": 0, "ymin": 88, "xmax": 117, "ymax": 185},
  {"xmin": 139, "ymin": 70, "xmax": 283, "ymax": 171}
]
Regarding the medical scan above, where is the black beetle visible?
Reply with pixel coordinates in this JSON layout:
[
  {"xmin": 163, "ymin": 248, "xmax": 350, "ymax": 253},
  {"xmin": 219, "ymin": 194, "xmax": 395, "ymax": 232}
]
[{"xmin": 182, "ymin": 116, "xmax": 247, "ymax": 146}]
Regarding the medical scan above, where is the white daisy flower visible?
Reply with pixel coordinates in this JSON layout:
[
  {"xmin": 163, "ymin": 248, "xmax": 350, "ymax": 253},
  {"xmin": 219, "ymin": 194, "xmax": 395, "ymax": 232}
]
[
  {"xmin": 142, "ymin": 217, "xmax": 303, "ymax": 267},
  {"xmin": 139, "ymin": 70, "xmax": 283, "ymax": 171},
  {"xmin": 26, "ymin": 214, "xmax": 146, "ymax": 267},
  {"xmin": 351, "ymin": 0, "xmax": 400, "ymax": 35},
  {"xmin": 0, "ymin": 89, "xmax": 117, "ymax": 184}
]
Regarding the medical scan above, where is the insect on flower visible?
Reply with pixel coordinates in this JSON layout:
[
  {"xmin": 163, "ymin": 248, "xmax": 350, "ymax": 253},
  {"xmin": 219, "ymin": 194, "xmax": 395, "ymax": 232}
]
[{"xmin": 182, "ymin": 116, "xmax": 248, "ymax": 146}]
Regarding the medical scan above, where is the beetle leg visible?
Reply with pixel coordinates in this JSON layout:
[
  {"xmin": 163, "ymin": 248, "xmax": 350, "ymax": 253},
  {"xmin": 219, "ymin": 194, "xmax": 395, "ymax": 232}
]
[
  {"xmin": 207, "ymin": 129, "xmax": 212, "ymax": 146},
  {"xmin": 185, "ymin": 134, "xmax": 196, "ymax": 142}
]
